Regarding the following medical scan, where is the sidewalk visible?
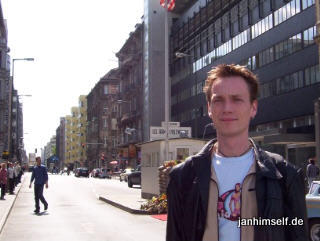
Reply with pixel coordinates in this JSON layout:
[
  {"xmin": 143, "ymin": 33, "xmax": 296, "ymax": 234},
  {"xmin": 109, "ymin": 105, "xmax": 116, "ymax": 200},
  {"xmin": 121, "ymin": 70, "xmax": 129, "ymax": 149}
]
[
  {"xmin": 0, "ymin": 176, "xmax": 25, "ymax": 234},
  {"xmin": 97, "ymin": 179, "xmax": 151, "ymax": 214}
]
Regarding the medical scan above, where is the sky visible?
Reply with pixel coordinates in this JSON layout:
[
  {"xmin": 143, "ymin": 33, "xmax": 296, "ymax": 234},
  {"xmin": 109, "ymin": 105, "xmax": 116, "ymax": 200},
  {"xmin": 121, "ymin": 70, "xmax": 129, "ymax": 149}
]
[{"xmin": 1, "ymin": 0, "xmax": 144, "ymax": 155}]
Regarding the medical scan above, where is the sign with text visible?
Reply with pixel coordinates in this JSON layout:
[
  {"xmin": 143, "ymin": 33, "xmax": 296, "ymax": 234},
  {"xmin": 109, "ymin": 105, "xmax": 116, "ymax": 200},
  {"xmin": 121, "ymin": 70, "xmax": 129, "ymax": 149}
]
[
  {"xmin": 161, "ymin": 122, "xmax": 180, "ymax": 128},
  {"xmin": 150, "ymin": 126, "xmax": 192, "ymax": 141}
]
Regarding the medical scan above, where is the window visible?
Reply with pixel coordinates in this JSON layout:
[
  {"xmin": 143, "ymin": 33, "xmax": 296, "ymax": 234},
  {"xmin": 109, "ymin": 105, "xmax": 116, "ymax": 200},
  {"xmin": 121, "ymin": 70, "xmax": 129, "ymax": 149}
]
[{"xmin": 104, "ymin": 85, "xmax": 108, "ymax": 94}]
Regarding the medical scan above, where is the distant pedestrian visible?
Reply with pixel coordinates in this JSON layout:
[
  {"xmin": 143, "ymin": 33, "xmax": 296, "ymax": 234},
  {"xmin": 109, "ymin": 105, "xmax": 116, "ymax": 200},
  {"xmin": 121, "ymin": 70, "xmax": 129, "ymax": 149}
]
[
  {"xmin": 14, "ymin": 162, "xmax": 21, "ymax": 186},
  {"xmin": 0, "ymin": 163, "xmax": 7, "ymax": 200},
  {"xmin": 29, "ymin": 157, "xmax": 48, "ymax": 214},
  {"xmin": 307, "ymin": 158, "xmax": 319, "ymax": 188},
  {"xmin": 7, "ymin": 162, "xmax": 15, "ymax": 194}
]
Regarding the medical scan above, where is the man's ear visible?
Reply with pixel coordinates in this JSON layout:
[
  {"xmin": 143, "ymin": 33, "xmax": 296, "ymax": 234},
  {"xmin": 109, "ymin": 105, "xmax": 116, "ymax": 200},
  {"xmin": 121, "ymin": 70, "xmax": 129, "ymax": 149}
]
[
  {"xmin": 207, "ymin": 102, "xmax": 212, "ymax": 117},
  {"xmin": 250, "ymin": 100, "xmax": 258, "ymax": 119}
]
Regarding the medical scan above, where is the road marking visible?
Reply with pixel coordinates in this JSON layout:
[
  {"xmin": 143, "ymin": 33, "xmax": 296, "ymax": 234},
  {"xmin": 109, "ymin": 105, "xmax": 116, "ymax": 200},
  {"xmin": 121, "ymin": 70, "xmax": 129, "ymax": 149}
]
[{"xmin": 89, "ymin": 178, "xmax": 99, "ymax": 199}]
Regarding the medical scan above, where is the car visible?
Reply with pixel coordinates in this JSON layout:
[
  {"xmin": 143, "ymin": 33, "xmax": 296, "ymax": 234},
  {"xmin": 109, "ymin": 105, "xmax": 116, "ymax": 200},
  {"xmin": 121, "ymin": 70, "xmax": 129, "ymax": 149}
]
[
  {"xmin": 99, "ymin": 168, "xmax": 111, "ymax": 179},
  {"xmin": 75, "ymin": 167, "xmax": 89, "ymax": 178},
  {"xmin": 306, "ymin": 181, "xmax": 320, "ymax": 241},
  {"xmin": 91, "ymin": 168, "xmax": 100, "ymax": 178},
  {"xmin": 127, "ymin": 165, "xmax": 141, "ymax": 188},
  {"xmin": 120, "ymin": 168, "xmax": 133, "ymax": 182}
]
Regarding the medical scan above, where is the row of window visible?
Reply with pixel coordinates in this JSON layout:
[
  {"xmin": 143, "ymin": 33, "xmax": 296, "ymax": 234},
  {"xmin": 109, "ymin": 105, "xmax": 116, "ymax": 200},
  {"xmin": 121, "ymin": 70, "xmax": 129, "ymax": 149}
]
[
  {"xmin": 171, "ymin": 80, "xmax": 205, "ymax": 105},
  {"xmin": 260, "ymin": 64, "xmax": 320, "ymax": 99},
  {"xmin": 190, "ymin": 0, "xmax": 311, "ymax": 74},
  {"xmin": 240, "ymin": 25, "xmax": 315, "ymax": 71}
]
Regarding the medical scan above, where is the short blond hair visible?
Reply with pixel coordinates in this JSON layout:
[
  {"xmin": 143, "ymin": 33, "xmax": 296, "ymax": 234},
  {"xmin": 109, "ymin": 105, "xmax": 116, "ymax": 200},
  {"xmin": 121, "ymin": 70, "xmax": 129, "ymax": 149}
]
[{"xmin": 203, "ymin": 64, "xmax": 259, "ymax": 103}]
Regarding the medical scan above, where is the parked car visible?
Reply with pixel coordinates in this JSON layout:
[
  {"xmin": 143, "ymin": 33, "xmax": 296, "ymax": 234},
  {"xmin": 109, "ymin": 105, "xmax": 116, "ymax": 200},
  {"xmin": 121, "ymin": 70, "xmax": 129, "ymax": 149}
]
[
  {"xmin": 127, "ymin": 165, "xmax": 141, "ymax": 188},
  {"xmin": 120, "ymin": 168, "xmax": 133, "ymax": 182},
  {"xmin": 99, "ymin": 168, "xmax": 111, "ymax": 179},
  {"xmin": 91, "ymin": 168, "xmax": 100, "ymax": 178},
  {"xmin": 306, "ymin": 181, "xmax": 320, "ymax": 241},
  {"xmin": 75, "ymin": 167, "xmax": 89, "ymax": 178}
]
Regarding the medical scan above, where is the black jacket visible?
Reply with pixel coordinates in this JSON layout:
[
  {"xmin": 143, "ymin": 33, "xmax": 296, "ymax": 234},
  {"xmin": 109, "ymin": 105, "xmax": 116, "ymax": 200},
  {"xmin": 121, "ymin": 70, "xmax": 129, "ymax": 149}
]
[{"xmin": 166, "ymin": 139, "xmax": 308, "ymax": 241}]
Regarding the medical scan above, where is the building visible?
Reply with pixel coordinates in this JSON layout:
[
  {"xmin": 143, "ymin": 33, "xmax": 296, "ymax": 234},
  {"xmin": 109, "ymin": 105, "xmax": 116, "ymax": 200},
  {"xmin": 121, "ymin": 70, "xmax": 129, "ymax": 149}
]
[
  {"xmin": 10, "ymin": 89, "xmax": 23, "ymax": 163},
  {"xmin": 169, "ymin": 0, "xmax": 319, "ymax": 167},
  {"xmin": 0, "ymin": 2, "xmax": 10, "ymax": 160},
  {"xmin": 142, "ymin": 0, "xmax": 170, "ymax": 141},
  {"xmin": 87, "ymin": 70, "xmax": 119, "ymax": 170},
  {"xmin": 115, "ymin": 23, "xmax": 144, "ymax": 169},
  {"xmin": 64, "ymin": 115, "xmax": 73, "ymax": 168},
  {"xmin": 76, "ymin": 95, "xmax": 87, "ymax": 167},
  {"xmin": 56, "ymin": 117, "xmax": 66, "ymax": 170}
]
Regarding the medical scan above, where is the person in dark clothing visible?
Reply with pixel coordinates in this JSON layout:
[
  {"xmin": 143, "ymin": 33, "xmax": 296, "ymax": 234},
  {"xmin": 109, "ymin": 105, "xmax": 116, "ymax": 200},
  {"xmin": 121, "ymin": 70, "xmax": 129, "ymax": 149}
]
[
  {"xmin": 306, "ymin": 158, "xmax": 319, "ymax": 188},
  {"xmin": 166, "ymin": 64, "xmax": 308, "ymax": 241},
  {"xmin": 29, "ymin": 157, "xmax": 48, "ymax": 214},
  {"xmin": 0, "ymin": 163, "xmax": 7, "ymax": 200}
]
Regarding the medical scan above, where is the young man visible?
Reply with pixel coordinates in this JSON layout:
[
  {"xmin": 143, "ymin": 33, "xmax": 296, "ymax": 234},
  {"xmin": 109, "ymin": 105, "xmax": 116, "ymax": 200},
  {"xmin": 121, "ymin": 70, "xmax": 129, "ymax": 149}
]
[
  {"xmin": 166, "ymin": 64, "xmax": 308, "ymax": 241},
  {"xmin": 29, "ymin": 157, "xmax": 48, "ymax": 214}
]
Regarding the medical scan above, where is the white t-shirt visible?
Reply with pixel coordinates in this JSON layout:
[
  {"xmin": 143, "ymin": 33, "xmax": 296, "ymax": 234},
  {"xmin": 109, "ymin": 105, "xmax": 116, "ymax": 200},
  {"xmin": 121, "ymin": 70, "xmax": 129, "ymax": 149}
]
[{"xmin": 212, "ymin": 148, "xmax": 254, "ymax": 241}]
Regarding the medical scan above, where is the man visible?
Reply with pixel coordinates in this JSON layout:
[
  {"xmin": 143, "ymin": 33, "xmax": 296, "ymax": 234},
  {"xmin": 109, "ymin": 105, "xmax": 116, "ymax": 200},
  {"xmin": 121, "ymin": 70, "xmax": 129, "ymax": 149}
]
[
  {"xmin": 306, "ymin": 158, "xmax": 319, "ymax": 188},
  {"xmin": 166, "ymin": 64, "xmax": 308, "ymax": 241},
  {"xmin": 29, "ymin": 157, "xmax": 48, "ymax": 214},
  {"xmin": 7, "ymin": 162, "xmax": 15, "ymax": 194}
]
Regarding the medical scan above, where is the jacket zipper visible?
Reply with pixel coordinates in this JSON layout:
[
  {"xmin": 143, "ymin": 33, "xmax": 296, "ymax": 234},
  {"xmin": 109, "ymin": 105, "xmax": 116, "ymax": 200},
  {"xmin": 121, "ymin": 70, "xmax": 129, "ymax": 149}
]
[
  {"xmin": 240, "ymin": 173, "xmax": 255, "ymax": 241},
  {"xmin": 210, "ymin": 177, "xmax": 220, "ymax": 241}
]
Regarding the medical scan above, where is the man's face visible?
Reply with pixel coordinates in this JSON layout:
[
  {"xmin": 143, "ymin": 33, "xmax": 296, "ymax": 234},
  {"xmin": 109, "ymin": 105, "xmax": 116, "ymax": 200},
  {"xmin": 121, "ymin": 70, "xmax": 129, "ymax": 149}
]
[
  {"xmin": 207, "ymin": 76, "xmax": 257, "ymax": 138},
  {"xmin": 36, "ymin": 158, "xmax": 41, "ymax": 166}
]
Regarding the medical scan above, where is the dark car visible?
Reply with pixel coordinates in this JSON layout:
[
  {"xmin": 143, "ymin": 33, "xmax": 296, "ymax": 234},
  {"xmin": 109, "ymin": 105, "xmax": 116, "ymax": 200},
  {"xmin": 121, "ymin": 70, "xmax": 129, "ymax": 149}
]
[
  {"xmin": 127, "ymin": 165, "xmax": 141, "ymax": 188},
  {"xmin": 75, "ymin": 167, "xmax": 89, "ymax": 177}
]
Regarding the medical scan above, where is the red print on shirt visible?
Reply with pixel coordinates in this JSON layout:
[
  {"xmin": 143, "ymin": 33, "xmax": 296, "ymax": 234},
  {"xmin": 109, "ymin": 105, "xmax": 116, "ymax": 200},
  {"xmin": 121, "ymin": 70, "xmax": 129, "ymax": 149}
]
[{"xmin": 217, "ymin": 183, "xmax": 241, "ymax": 221}]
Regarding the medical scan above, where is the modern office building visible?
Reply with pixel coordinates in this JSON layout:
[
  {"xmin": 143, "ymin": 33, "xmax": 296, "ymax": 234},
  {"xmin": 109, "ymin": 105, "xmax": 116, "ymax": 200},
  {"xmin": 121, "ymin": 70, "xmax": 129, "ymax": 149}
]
[{"xmin": 169, "ymin": 0, "xmax": 319, "ymax": 166}]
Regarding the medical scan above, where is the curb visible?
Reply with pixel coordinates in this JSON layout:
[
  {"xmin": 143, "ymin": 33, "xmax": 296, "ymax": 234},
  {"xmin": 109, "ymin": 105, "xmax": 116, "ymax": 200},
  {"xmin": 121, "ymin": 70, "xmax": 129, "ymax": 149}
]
[
  {"xmin": 98, "ymin": 196, "xmax": 151, "ymax": 215},
  {"xmin": 0, "ymin": 176, "xmax": 25, "ymax": 235}
]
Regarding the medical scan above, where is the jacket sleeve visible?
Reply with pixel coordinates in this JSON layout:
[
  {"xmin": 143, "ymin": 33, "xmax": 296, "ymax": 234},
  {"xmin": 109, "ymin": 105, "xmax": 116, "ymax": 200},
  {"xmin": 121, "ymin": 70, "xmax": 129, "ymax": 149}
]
[
  {"xmin": 30, "ymin": 168, "xmax": 35, "ymax": 184},
  {"xmin": 44, "ymin": 167, "xmax": 48, "ymax": 183},
  {"xmin": 166, "ymin": 170, "xmax": 184, "ymax": 241},
  {"xmin": 286, "ymin": 168, "xmax": 309, "ymax": 241}
]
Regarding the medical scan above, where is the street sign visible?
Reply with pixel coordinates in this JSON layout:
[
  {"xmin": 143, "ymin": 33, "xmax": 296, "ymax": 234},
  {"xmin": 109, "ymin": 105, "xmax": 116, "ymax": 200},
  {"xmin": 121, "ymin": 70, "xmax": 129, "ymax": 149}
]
[
  {"xmin": 150, "ymin": 126, "xmax": 192, "ymax": 141},
  {"xmin": 161, "ymin": 121, "xmax": 180, "ymax": 128}
]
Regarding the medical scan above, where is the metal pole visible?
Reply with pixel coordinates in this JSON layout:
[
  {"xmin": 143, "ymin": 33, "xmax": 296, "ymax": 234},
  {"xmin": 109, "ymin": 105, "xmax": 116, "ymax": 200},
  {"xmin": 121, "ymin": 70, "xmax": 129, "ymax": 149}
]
[
  {"xmin": 315, "ymin": 98, "xmax": 320, "ymax": 162},
  {"xmin": 165, "ymin": 0, "xmax": 169, "ymax": 163}
]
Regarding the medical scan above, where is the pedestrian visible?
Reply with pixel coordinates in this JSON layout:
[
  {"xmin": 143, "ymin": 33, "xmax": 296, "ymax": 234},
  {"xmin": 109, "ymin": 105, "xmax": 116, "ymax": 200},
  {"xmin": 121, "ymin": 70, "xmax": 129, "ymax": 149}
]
[
  {"xmin": 7, "ymin": 162, "xmax": 15, "ymax": 195},
  {"xmin": 14, "ymin": 162, "xmax": 20, "ymax": 186},
  {"xmin": 0, "ymin": 163, "xmax": 7, "ymax": 200},
  {"xmin": 306, "ymin": 157, "xmax": 319, "ymax": 188},
  {"xmin": 166, "ymin": 64, "xmax": 308, "ymax": 241},
  {"xmin": 29, "ymin": 157, "xmax": 48, "ymax": 214}
]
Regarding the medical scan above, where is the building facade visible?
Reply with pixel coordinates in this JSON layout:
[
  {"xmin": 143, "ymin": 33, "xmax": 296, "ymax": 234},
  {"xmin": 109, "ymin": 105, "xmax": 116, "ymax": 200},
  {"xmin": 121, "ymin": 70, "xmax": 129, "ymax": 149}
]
[
  {"xmin": 87, "ymin": 71, "xmax": 119, "ymax": 170},
  {"xmin": 76, "ymin": 95, "xmax": 87, "ymax": 167},
  {"xmin": 115, "ymin": 23, "xmax": 144, "ymax": 169},
  {"xmin": 0, "ymin": 3, "xmax": 10, "ymax": 160},
  {"xmin": 169, "ymin": 0, "xmax": 319, "ymax": 167}
]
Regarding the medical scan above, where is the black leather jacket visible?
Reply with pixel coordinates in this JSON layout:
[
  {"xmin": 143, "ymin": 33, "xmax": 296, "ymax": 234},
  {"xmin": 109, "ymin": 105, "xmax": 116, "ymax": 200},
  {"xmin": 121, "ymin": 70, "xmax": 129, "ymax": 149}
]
[{"xmin": 166, "ymin": 139, "xmax": 308, "ymax": 241}]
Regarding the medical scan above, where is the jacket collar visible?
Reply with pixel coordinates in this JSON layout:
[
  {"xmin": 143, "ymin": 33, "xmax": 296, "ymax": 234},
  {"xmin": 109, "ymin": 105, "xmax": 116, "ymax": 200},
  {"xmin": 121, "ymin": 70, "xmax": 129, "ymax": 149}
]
[{"xmin": 194, "ymin": 138, "xmax": 282, "ymax": 212}]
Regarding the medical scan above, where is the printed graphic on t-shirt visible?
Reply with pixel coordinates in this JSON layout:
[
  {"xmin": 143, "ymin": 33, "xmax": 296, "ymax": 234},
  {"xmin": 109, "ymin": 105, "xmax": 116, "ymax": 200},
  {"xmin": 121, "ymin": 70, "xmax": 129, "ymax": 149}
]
[{"xmin": 217, "ymin": 183, "xmax": 241, "ymax": 221}]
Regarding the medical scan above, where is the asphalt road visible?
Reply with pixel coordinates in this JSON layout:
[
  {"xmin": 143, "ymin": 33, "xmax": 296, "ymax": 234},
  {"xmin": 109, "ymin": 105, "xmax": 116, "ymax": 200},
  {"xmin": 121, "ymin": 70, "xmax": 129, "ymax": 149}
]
[{"xmin": 0, "ymin": 173, "xmax": 166, "ymax": 241}]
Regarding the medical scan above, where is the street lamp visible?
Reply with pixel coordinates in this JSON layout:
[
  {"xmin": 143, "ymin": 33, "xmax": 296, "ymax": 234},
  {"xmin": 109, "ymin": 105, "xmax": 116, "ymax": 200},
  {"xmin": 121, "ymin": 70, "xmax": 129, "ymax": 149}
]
[{"xmin": 7, "ymin": 58, "xmax": 34, "ymax": 159}]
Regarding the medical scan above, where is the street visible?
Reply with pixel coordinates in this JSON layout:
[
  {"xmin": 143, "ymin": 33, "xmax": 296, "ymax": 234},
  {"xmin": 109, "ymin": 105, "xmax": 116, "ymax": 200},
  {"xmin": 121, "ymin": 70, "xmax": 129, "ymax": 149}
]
[{"xmin": 0, "ymin": 173, "xmax": 166, "ymax": 241}]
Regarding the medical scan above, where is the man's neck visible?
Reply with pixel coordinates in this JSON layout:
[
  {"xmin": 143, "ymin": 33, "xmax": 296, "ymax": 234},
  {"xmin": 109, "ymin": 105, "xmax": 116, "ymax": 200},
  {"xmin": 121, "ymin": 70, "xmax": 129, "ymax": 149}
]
[{"xmin": 214, "ymin": 133, "xmax": 251, "ymax": 157}]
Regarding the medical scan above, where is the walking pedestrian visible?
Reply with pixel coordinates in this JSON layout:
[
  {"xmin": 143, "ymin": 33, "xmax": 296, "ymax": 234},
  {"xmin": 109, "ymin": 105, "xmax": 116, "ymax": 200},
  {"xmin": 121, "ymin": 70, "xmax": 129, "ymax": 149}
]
[
  {"xmin": 166, "ymin": 64, "xmax": 308, "ymax": 241},
  {"xmin": 14, "ymin": 162, "xmax": 20, "ymax": 186},
  {"xmin": 7, "ymin": 162, "xmax": 15, "ymax": 195},
  {"xmin": 0, "ymin": 163, "xmax": 7, "ymax": 200},
  {"xmin": 306, "ymin": 158, "xmax": 319, "ymax": 188},
  {"xmin": 29, "ymin": 157, "xmax": 48, "ymax": 214}
]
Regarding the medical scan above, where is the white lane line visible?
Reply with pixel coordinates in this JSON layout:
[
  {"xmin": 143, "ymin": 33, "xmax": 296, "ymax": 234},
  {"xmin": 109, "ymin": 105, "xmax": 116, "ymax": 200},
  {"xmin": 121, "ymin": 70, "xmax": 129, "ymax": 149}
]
[{"xmin": 89, "ymin": 178, "xmax": 99, "ymax": 199}]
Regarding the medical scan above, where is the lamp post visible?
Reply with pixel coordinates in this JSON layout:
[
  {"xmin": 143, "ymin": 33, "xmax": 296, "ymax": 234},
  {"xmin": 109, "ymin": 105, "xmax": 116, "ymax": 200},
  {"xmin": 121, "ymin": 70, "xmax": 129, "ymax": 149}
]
[{"xmin": 7, "ymin": 58, "xmax": 34, "ymax": 158}]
